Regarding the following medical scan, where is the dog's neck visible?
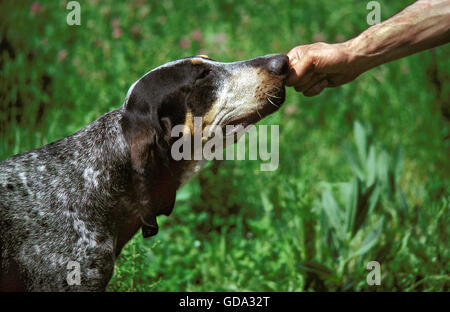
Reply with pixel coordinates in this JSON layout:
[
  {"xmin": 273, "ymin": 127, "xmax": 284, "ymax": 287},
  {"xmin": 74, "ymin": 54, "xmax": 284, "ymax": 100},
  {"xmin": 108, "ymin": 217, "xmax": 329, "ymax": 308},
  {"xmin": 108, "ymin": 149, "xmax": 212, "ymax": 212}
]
[
  {"xmin": 72, "ymin": 108, "xmax": 210, "ymax": 255},
  {"xmin": 75, "ymin": 108, "xmax": 181, "ymax": 253}
]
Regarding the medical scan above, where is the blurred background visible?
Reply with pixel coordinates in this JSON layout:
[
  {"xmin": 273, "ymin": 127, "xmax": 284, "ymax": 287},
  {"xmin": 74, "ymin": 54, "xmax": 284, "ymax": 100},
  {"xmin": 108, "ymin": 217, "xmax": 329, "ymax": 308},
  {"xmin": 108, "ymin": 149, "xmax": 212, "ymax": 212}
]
[{"xmin": 0, "ymin": 0, "xmax": 448, "ymax": 291}]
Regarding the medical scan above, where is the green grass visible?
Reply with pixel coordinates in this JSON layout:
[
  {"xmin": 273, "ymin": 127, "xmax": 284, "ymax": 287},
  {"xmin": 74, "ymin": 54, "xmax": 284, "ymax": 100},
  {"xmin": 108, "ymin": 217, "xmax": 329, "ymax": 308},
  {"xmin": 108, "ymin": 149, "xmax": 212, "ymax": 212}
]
[{"xmin": 1, "ymin": 0, "xmax": 449, "ymax": 291}]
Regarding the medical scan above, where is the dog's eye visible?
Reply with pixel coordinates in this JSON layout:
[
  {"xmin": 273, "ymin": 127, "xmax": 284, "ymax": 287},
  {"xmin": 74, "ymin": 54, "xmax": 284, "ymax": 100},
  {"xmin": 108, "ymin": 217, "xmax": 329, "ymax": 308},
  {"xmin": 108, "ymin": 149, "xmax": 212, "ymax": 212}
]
[{"xmin": 196, "ymin": 69, "xmax": 211, "ymax": 82}]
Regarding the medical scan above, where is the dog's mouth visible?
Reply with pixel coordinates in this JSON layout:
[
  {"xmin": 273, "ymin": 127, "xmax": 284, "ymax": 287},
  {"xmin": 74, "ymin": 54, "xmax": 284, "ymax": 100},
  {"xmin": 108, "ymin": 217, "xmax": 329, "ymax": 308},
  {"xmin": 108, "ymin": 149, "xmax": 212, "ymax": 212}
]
[{"xmin": 224, "ymin": 85, "xmax": 286, "ymax": 136}]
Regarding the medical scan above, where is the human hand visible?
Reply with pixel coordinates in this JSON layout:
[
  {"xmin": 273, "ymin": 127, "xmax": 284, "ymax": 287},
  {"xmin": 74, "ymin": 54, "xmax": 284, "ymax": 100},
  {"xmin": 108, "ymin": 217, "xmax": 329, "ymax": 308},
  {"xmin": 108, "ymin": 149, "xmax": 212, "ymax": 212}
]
[{"xmin": 286, "ymin": 42, "xmax": 364, "ymax": 96}]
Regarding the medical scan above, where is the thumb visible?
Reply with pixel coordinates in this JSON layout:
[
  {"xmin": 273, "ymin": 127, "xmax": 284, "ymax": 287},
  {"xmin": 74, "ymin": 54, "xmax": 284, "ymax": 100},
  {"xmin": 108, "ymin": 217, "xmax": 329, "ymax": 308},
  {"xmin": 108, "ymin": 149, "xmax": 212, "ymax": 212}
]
[{"xmin": 286, "ymin": 47, "xmax": 314, "ymax": 86}]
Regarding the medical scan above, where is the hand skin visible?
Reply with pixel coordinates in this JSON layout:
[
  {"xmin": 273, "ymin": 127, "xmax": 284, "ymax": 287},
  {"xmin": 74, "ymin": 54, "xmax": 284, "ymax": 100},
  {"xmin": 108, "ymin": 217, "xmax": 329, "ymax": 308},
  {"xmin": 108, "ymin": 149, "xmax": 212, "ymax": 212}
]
[{"xmin": 287, "ymin": 0, "xmax": 450, "ymax": 97}]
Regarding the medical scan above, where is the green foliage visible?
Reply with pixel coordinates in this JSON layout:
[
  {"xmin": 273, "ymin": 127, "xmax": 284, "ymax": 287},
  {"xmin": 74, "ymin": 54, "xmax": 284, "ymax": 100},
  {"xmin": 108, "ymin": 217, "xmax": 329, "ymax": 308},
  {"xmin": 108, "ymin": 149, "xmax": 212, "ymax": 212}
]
[{"xmin": 1, "ymin": 0, "xmax": 449, "ymax": 291}]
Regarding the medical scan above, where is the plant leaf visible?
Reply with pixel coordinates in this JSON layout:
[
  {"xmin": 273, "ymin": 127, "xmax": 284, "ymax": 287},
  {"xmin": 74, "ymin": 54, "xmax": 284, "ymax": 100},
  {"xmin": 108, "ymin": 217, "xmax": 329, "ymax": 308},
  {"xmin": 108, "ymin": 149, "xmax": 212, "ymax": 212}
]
[
  {"xmin": 345, "ymin": 178, "xmax": 358, "ymax": 236},
  {"xmin": 297, "ymin": 261, "xmax": 334, "ymax": 280},
  {"xmin": 354, "ymin": 121, "xmax": 367, "ymax": 164},
  {"xmin": 344, "ymin": 145, "xmax": 364, "ymax": 180},
  {"xmin": 367, "ymin": 146, "xmax": 376, "ymax": 185},
  {"xmin": 350, "ymin": 217, "xmax": 384, "ymax": 259},
  {"xmin": 353, "ymin": 182, "xmax": 378, "ymax": 235},
  {"xmin": 321, "ymin": 190, "xmax": 345, "ymax": 241},
  {"xmin": 392, "ymin": 146, "xmax": 404, "ymax": 185}
]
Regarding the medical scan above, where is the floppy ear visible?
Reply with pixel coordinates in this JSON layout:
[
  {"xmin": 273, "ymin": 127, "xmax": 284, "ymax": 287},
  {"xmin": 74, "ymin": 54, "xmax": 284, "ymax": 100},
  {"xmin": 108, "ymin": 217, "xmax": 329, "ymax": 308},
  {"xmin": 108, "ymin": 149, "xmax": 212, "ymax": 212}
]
[{"xmin": 120, "ymin": 103, "xmax": 177, "ymax": 238}]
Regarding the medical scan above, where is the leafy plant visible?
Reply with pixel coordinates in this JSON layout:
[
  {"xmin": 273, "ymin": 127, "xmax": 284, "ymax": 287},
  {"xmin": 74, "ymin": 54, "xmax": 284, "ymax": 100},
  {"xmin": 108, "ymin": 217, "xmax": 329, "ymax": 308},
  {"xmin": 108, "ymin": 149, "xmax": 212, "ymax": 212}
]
[{"xmin": 299, "ymin": 121, "xmax": 409, "ymax": 290}]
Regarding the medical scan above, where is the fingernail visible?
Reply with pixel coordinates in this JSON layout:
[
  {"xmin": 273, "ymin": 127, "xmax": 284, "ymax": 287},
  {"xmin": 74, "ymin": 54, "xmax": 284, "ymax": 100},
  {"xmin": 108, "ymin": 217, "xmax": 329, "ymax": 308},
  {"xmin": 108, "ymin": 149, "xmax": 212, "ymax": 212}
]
[{"xmin": 290, "ymin": 58, "xmax": 298, "ymax": 66}]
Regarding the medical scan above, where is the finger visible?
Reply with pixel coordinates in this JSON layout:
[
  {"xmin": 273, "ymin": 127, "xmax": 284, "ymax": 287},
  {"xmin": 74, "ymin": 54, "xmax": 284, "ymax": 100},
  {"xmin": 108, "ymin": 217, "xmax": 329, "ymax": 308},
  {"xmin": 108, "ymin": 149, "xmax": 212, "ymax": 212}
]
[
  {"xmin": 291, "ymin": 71, "xmax": 314, "ymax": 92},
  {"xmin": 286, "ymin": 47, "xmax": 301, "ymax": 64},
  {"xmin": 286, "ymin": 59, "xmax": 314, "ymax": 86},
  {"xmin": 294, "ymin": 73, "xmax": 326, "ymax": 93},
  {"xmin": 303, "ymin": 79, "xmax": 328, "ymax": 97},
  {"xmin": 286, "ymin": 49, "xmax": 314, "ymax": 86}
]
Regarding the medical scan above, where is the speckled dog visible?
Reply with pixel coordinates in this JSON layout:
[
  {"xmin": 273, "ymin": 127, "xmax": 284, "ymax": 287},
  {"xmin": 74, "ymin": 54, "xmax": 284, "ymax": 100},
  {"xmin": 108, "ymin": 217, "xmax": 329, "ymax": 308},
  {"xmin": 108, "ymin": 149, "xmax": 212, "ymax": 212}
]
[{"xmin": 0, "ymin": 54, "xmax": 288, "ymax": 291}]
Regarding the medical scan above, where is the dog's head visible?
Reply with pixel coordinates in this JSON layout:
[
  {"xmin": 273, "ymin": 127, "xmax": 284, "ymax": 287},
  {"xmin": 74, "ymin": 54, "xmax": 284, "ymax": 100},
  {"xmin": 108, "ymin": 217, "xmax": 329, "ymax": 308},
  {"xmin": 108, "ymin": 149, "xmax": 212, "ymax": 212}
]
[
  {"xmin": 122, "ymin": 53, "xmax": 288, "ymax": 139},
  {"xmin": 120, "ymin": 54, "xmax": 288, "ymax": 236}
]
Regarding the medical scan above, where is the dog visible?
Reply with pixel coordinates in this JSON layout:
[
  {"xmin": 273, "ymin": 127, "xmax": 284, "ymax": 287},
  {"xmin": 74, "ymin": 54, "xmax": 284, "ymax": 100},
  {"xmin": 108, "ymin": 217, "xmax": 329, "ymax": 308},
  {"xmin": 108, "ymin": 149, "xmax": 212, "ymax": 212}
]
[{"xmin": 0, "ymin": 53, "xmax": 288, "ymax": 291}]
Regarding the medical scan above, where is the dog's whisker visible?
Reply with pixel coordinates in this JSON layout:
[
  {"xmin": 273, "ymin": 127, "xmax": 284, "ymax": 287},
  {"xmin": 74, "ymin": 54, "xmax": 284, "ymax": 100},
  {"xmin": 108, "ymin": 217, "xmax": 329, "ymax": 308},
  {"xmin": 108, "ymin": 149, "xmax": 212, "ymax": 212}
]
[
  {"xmin": 267, "ymin": 97, "xmax": 279, "ymax": 108},
  {"xmin": 257, "ymin": 109, "xmax": 263, "ymax": 119},
  {"xmin": 255, "ymin": 103, "xmax": 263, "ymax": 120},
  {"xmin": 264, "ymin": 91, "xmax": 282, "ymax": 99}
]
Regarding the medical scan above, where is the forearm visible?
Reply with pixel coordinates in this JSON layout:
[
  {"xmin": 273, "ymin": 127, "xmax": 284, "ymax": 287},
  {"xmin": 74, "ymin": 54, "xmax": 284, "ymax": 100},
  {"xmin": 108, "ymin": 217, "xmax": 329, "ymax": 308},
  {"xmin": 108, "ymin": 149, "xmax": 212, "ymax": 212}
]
[{"xmin": 346, "ymin": 0, "xmax": 450, "ymax": 72}]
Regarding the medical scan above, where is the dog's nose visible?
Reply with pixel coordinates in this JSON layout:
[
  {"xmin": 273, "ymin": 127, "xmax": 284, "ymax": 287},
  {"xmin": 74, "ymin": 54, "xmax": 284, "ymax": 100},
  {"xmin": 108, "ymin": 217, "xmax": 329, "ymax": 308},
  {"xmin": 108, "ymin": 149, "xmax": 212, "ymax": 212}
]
[{"xmin": 266, "ymin": 54, "xmax": 289, "ymax": 76}]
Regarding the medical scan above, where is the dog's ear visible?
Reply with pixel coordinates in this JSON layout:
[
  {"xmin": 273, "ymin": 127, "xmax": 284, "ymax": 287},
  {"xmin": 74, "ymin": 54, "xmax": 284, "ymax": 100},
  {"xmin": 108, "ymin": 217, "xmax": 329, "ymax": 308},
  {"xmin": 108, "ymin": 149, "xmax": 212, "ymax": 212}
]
[
  {"xmin": 122, "ymin": 112, "xmax": 172, "ymax": 173},
  {"xmin": 120, "ymin": 94, "xmax": 176, "ymax": 238}
]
